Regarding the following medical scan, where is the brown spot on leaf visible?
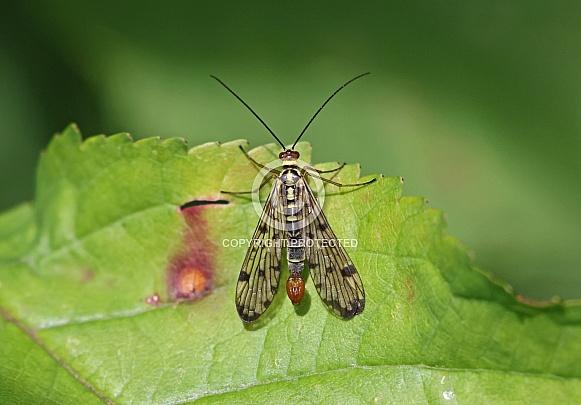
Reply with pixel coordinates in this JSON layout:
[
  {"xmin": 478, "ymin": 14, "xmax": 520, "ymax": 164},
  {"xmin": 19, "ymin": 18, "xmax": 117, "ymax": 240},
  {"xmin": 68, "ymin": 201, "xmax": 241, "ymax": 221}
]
[
  {"xmin": 177, "ymin": 267, "xmax": 210, "ymax": 297},
  {"xmin": 79, "ymin": 269, "xmax": 94, "ymax": 284},
  {"xmin": 167, "ymin": 204, "xmax": 216, "ymax": 301}
]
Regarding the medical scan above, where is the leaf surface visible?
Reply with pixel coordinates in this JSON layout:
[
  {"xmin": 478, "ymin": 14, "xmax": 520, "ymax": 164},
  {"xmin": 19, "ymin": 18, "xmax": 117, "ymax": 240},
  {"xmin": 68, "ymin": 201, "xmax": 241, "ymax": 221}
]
[{"xmin": 1, "ymin": 125, "xmax": 581, "ymax": 403}]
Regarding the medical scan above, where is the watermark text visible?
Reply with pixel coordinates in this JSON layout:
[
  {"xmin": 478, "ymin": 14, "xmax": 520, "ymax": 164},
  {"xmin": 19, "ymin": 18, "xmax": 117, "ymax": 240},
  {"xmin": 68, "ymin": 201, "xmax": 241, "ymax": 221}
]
[{"xmin": 222, "ymin": 238, "xmax": 358, "ymax": 248}]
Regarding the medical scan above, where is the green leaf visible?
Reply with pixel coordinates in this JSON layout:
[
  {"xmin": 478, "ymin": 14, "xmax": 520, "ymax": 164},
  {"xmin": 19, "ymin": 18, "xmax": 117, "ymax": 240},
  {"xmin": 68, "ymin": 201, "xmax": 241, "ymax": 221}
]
[{"xmin": 1, "ymin": 124, "xmax": 581, "ymax": 403}]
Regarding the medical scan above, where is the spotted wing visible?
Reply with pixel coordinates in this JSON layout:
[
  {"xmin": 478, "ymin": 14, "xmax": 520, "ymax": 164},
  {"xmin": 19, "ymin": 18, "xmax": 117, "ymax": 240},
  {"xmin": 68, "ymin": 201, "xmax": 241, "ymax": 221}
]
[
  {"xmin": 303, "ymin": 182, "xmax": 365, "ymax": 318},
  {"xmin": 236, "ymin": 180, "xmax": 284, "ymax": 322}
]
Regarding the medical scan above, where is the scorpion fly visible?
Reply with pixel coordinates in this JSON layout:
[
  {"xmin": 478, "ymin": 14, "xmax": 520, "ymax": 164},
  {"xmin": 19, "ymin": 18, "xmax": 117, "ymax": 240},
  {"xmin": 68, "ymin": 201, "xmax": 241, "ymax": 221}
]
[{"xmin": 213, "ymin": 73, "xmax": 376, "ymax": 322}]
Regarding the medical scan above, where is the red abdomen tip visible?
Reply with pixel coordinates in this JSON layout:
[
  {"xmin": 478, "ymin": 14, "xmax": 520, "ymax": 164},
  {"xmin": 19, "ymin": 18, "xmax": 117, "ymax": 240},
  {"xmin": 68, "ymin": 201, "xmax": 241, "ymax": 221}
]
[{"xmin": 286, "ymin": 276, "xmax": 305, "ymax": 305}]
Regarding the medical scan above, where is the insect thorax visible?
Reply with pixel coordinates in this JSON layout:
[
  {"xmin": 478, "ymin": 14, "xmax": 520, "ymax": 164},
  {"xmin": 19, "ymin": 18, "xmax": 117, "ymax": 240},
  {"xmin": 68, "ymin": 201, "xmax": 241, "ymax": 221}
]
[
  {"xmin": 280, "ymin": 166, "xmax": 301, "ymax": 184},
  {"xmin": 279, "ymin": 167, "xmax": 304, "ymax": 232}
]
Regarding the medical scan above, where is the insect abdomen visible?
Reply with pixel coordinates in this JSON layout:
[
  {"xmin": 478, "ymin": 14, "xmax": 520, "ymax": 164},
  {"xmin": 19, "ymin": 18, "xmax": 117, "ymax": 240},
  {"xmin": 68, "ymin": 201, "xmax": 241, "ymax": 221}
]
[
  {"xmin": 282, "ymin": 167, "xmax": 307, "ymax": 305},
  {"xmin": 286, "ymin": 275, "xmax": 305, "ymax": 305}
]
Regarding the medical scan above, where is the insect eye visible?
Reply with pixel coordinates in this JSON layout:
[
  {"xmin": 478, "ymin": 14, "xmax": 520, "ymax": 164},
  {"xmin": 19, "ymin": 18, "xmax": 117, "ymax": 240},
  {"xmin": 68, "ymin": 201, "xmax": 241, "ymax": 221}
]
[{"xmin": 279, "ymin": 150, "xmax": 300, "ymax": 160}]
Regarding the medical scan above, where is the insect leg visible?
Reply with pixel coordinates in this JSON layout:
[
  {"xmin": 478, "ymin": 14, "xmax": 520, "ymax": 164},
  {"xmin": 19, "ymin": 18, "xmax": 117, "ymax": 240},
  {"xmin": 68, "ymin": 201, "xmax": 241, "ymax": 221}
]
[
  {"xmin": 304, "ymin": 162, "xmax": 346, "ymax": 174},
  {"xmin": 222, "ymin": 147, "xmax": 281, "ymax": 194},
  {"xmin": 221, "ymin": 172, "xmax": 277, "ymax": 195},
  {"xmin": 303, "ymin": 170, "xmax": 377, "ymax": 188},
  {"xmin": 237, "ymin": 145, "xmax": 270, "ymax": 170}
]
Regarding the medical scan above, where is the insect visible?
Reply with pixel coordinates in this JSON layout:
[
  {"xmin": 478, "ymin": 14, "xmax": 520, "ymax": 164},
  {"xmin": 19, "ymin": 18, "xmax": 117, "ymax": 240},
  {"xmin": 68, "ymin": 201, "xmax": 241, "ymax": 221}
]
[{"xmin": 213, "ymin": 73, "xmax": 376, "ymax": 322}]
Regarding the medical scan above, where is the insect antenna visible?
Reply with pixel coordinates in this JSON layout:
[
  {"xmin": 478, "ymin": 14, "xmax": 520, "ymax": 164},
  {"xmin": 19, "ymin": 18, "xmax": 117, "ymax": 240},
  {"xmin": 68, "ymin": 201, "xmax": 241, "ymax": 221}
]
[
  {"xmin": 292, "ymin": 72, "xmax": 370, "ymax": 149},
  {"xmin": 210, "ymin": 75, "xmax": 286, "ymax": 149}
]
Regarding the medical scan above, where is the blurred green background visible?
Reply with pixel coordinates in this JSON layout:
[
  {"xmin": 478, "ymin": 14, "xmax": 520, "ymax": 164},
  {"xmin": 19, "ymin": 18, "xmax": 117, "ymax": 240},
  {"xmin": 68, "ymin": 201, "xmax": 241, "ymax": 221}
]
[{"xmin": 1, "ymin": 2, "xmax": 580, "ymax": 300}]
